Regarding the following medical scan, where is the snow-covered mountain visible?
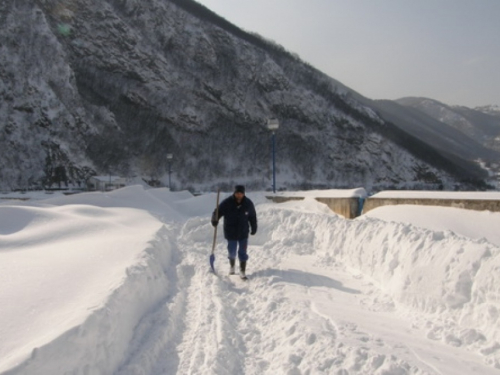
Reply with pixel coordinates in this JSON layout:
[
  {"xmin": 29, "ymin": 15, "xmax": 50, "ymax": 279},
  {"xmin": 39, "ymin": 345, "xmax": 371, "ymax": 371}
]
[
  {"xmin": 476, "ymin": 105, "xmax": 500, "ymax": 118},
  {"xmin": 0, "ymin": 0, "xmax": 492, "ymax": 191}
]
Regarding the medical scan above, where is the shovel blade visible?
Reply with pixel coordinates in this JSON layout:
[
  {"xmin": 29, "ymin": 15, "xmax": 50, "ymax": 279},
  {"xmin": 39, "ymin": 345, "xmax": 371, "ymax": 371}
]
[{"xmin": 209, "ymin": 253, "xmax": 215, "ymax": 272}]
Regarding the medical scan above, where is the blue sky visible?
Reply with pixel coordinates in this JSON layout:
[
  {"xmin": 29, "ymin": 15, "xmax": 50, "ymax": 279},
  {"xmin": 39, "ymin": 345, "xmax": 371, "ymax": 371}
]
[{"xmin": 195, "ymin": 0, "xmax": 500, "ymax": 107}]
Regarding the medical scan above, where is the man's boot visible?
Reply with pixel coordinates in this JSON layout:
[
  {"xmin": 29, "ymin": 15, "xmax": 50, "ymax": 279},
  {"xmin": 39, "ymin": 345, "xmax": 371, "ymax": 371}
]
[
  {"xmin": 239, "ymin": 261, "xmax": 247, "ymax": 279},
  {"xmin": 229, "ymin": 259, "xmax": 236, "ymax": 275}
]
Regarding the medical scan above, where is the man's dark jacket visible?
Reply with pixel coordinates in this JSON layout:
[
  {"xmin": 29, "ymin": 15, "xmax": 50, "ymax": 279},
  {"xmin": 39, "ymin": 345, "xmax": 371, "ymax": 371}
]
[{"xmin": 212, "ymin": 195, "xmax": 257, "ymax": 240}]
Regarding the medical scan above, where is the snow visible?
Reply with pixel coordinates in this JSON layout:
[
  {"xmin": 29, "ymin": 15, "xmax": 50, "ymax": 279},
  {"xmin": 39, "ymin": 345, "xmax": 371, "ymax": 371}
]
[
  {"xmin": 273, "ymin": 187, "xmax": 367, "ymax": 198},
  {"xmin": 1, "ymin": 186, "xmax": 500, "ymax": 374},
  {"xmin": 363, "ymin": 205, "xmax": 500, "ymax": 247},
  {"xmin": 371, "ymin": 190, "xmax": 500, "ymax": 200}
]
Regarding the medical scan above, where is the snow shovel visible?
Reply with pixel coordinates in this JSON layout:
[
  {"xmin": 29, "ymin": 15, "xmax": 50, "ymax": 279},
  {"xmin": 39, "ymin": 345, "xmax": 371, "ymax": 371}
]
[{"xmin": 210, "ymin": 188, "xmax": 221, "ymax": 273}]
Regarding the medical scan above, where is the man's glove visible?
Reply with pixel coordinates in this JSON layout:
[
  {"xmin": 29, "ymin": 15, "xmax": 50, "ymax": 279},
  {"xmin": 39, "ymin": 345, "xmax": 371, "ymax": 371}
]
[
  {"xmin": 250, "ymin": 229, "xmax": 256, "ymax": 235},
  {"xmin": 211, "ymin": 211, "xmax": 219, "ymax": 227}
]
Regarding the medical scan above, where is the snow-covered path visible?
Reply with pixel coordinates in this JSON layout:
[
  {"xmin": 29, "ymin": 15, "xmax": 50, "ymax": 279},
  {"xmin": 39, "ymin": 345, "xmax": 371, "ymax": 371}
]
[{"xmin": 2, "ymin": 187, "xmax": 500, "ymax": 374}]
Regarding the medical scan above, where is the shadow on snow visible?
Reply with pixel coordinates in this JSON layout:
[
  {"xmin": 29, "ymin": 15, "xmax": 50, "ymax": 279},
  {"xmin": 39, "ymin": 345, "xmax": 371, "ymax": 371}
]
[{"xmin": 252, "ymin": 268, "xmax": 361, "ymax": 294}]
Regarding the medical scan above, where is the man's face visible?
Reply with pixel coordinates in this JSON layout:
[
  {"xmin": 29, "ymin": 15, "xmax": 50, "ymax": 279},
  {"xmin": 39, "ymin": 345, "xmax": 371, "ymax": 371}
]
[{"xmin": 234, "ymin": 192, "xmax": 244, "ymax": 201}]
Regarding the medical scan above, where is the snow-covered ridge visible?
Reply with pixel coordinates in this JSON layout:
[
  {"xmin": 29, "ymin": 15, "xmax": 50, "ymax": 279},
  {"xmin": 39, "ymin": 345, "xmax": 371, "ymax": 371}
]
[
  {"xmin": 475, "ymin": 105, "xmax": 500, "ymax": 116},
  {"xmin": 2, "ymin": 186, "xmax": 500, "ymax": 373}
]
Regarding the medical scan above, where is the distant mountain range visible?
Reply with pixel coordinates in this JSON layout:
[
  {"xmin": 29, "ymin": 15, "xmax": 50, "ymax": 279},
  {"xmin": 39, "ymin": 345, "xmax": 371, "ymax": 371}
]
[
  {"xmin": 395, "ymin": 98, "xmax": 500, "ymax": 153},
  {"xmin": 0, "ymin": 0, "xmax": 498, "ymax": 192},
  {"xmin": 390, "ymin": 97, "xmax": 500, "ymax": 185}
]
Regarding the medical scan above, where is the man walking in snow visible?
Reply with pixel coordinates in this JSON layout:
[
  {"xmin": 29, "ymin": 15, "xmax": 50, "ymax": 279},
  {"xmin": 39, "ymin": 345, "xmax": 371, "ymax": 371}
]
[{"xmin": 211, "ymin": 185, "xmax": 257, "ymax": 278}]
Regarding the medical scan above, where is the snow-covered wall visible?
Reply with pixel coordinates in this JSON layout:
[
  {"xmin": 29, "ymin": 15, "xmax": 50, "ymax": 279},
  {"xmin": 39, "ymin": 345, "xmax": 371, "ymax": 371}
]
[{"xmin": 364, "ymin": 191, "xmax": 500, "ymax": 214}]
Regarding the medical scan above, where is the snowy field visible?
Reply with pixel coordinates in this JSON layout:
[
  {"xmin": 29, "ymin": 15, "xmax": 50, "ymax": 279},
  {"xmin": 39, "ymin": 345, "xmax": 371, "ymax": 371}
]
[{"xmin": 1, "ymin": 186, "xmax": 500, "ymax": 374}]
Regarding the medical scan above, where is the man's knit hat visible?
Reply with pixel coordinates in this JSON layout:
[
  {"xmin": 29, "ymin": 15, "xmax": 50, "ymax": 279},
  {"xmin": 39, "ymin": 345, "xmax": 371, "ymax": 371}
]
[{"xmin": 234, "ymin": 185, "xmax": 245, "ymax": 194}]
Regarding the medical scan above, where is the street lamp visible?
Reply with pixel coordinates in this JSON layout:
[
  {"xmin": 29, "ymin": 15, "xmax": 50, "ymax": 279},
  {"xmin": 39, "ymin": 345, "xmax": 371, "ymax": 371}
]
[
  {"xmin": 267, "ymin": 118, "xmax": 279, "ymax": 193},
  {"xmin": 166, "ymin": 153, "xmax": 173, "ymax": 190}
]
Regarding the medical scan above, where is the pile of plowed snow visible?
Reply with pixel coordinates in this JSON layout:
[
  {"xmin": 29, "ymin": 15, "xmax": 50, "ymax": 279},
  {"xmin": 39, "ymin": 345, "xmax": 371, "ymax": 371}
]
[{"xmin": 1, "ymin": 186, "xmax": 500, "ymax": 373}]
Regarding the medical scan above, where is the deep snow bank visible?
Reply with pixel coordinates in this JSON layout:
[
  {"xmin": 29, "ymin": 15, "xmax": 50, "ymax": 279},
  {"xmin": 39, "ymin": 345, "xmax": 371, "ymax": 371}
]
[
  {"xmin": 0, "ymin": 200, "xmax": 176, "ymax": 374},
  {"xmin": 254, "ymin": 199, "xmax": 500, "ymax": 366}
]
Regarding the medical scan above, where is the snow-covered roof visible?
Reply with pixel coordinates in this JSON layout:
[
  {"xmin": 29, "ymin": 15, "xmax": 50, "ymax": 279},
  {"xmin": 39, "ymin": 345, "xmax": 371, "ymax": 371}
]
[
  {"xmin": 272, "ymin": 188, "xmax": 367, "ymax": 198},
  {"xmin": 371, "ymin": 190, "xmax": 500, "ymax": 200}
]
